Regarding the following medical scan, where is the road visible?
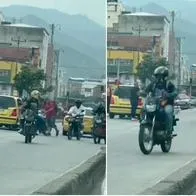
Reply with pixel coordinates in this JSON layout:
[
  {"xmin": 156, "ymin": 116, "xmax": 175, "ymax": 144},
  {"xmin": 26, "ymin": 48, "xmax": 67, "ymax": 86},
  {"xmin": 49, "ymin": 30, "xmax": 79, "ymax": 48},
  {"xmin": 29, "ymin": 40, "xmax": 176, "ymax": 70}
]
[
  {"xmin": 107, "ymin": 108, "xmax": 196, "ymax": 195},
  {"xmin": 0, "ymin": 123, "xmax": 103, "ymax": 194}
]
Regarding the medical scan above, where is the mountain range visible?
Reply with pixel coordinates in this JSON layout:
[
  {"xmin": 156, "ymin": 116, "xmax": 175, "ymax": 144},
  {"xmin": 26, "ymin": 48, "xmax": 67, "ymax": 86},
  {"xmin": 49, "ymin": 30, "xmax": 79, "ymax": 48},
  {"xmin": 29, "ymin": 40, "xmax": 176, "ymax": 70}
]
[
  {"xmin": 124, "ymin": 0, "xmax": 196, "ymax": 66},
  {"xmin": 0, "ymin": 5, "xmax": 106, "ymax": 78}
]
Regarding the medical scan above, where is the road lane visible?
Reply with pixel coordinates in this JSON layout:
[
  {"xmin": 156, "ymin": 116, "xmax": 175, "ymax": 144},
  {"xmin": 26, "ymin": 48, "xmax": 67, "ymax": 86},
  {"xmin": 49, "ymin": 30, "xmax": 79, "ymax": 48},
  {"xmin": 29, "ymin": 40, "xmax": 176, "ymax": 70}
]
[
  {"xmin": 107, "ymin": 109, "xmax": 196, "ymax": 195},
  {"xmin": 0, "ymin": 123, "xmax": 103, "ymax": 194}
]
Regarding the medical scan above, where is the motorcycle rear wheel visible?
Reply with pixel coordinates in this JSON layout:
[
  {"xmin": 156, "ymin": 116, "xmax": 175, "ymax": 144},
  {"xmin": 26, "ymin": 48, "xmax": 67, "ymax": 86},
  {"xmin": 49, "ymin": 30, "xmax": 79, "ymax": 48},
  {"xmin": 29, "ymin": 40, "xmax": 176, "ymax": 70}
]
[
  {"xmin": 139, "ymin": 125, "xmax": 154, "ymax": 155},
  {"xmin": 24, "ymin": 125, "xmax": 31, "ymax": 143},
  {"xmin": 67, "ymin": 129, "xmax": 72, "ymax": 140}
]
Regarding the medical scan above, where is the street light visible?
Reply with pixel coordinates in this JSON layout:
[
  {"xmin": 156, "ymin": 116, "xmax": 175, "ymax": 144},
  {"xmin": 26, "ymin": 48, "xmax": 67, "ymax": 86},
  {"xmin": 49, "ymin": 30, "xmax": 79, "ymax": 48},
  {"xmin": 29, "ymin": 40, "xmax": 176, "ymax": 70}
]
[{"xmin": 189, "ymin": 64, "xmax": 196, "ymax": 96}]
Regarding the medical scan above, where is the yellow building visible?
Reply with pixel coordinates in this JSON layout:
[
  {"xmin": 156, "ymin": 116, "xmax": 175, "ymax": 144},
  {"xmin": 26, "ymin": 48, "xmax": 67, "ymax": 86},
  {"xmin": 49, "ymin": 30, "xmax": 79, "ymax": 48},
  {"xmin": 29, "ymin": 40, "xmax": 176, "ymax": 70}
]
[
  {"xmin": 107, "ymin": 50, "xmax": 146, "ymax": 74},
  {"xmin": 0, "ymin": 61, "xmax": 22, "ymax": 95}
]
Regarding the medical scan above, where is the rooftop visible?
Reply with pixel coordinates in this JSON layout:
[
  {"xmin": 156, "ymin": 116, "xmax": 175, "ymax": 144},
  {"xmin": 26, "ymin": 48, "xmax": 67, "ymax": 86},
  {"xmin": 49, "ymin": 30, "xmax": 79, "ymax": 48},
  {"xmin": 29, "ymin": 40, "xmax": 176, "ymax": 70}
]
[
  {"xmin": 122, "ymin": 12, "xmax": 170, "ymax": 22},
  {"xmin": 1, "ymin": 23, "xmax": 49, "ymax": 35},
  {"xmin": 123, "ymin": 12, "xmax": 161, "ymax": 16},
  {"xmin": 6, "ymin": 23, "xmax": 39, "ymax": 28}
]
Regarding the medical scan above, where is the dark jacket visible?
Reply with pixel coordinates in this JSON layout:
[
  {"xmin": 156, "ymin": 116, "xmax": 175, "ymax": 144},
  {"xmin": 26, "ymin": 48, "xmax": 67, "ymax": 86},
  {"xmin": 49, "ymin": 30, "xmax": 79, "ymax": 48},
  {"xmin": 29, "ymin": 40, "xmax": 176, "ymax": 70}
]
[
  {"xmin": 22, "ymin": 97, "xmax": 39, "ymax": 115},
  {"xmin": 93, "ymin": 103, "xmax": 106, "ymax": 116},
  {"xmin": 146, "ymin": 80, "xmax": 177, "ymax": 105},
  {"xmin": 130, "ymin": 86, "xmax": 140, "ymax": 101}
]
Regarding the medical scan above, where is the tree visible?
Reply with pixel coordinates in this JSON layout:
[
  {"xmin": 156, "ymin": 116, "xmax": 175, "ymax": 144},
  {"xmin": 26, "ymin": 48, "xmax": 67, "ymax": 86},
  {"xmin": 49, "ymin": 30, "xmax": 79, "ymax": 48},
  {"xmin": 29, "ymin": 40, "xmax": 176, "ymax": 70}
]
[
  {"xmin": 14, "ymin": 66, "xmax": 46, "ymax": 97},
  {"xmin": 137, "ymin": 55, "xmax": 169, "ymax": 84}
]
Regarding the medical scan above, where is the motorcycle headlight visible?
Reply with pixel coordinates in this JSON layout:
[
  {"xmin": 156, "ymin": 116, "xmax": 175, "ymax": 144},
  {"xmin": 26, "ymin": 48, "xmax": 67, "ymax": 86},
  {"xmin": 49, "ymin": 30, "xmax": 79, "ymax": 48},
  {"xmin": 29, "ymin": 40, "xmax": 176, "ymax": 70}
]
[
  {"xmin": 96, "ymin": 119, "xmax": 102, "ymax": 123},
  {"xmin": 146, "ymin": 104, "xmax": 156, "ymax": 112}
]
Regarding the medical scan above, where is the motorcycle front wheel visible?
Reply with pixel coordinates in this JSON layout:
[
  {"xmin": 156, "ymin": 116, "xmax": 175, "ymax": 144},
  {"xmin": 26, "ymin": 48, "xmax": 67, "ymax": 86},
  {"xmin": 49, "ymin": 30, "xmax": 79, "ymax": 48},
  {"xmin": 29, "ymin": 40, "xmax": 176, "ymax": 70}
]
[
  {"xmin": 67, "ymin": 129, "xmax": 72, "ymax": 140},
  {"xmin": 161, "ymin": 138, "xmax": 172, "ymax": 153},
  {"xmin": 24, "ymin": 125, "xmax": 32, "ymax": 144},
  {"xmin": 139, "ymin": 125, "xmax": 154, "ymax": 155}
]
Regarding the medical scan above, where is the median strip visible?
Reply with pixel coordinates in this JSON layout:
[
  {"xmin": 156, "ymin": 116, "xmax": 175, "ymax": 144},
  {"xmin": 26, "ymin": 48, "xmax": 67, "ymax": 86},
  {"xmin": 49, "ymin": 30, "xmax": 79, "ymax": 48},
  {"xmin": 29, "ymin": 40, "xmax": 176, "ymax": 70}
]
[
  {"xmin": 32, "ymin": 147, "xmax": 106, "ymax": 195},
  {"xmin": 140, "ymin": 159, "xmax": 196, "ymax": 195}
]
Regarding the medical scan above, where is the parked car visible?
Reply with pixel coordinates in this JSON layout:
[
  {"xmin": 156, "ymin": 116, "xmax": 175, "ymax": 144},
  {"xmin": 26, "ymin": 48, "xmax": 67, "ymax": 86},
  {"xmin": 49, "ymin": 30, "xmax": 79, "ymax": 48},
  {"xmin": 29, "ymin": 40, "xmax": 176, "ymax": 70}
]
[
  {"xmin": 175, "ymin": 94, "xmax": 191, "ymax": 109},
  {"xmin": 0, "ymin": 95, "xmax": 22, "ymax": 130},
  {"xmin": 109, "ymin": 85, "xmax": 144, "ymax": 119},
  {"xmin": 190, "ymin": 96, "xmax": 196, "ymax": 107}
]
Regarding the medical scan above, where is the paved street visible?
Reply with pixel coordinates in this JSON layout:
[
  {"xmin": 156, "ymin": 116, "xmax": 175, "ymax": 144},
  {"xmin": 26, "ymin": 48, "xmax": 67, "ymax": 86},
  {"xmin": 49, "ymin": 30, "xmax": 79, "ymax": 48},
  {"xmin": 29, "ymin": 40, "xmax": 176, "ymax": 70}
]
[
  {"xmin": 0, "ymin": 123, "xmax": 102, "ymax": 194},
  {"xmin": 107, "ymin": 108, "xmax": 196, "ymax": 195}
]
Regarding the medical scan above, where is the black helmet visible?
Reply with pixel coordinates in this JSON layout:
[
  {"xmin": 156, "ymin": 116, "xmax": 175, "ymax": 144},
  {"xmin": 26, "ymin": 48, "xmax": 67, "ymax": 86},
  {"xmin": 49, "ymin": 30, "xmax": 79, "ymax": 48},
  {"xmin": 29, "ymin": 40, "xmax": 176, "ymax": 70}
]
[
  {"xmin": 75, "ymin": 99, "xmax": 82, "ymax": 104},
  {"xmin": 154, "ymin": 66, "xmax": 169, "ymax": 79}
]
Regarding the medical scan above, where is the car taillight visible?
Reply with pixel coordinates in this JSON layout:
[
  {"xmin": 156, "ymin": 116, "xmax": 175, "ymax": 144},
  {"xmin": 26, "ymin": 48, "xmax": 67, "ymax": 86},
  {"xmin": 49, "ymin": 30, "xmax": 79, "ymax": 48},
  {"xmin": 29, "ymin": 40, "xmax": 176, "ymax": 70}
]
[
  {"xmin": 138, "ymin": 98, "xmax": 143, "ymax": 106},
  {"xmin": 11, "ymin": 109, "xmax": 17, "ymax": 117},
  {"xmin": 110, "ymin": 96, "xmax": 115, "ymax": 104}
]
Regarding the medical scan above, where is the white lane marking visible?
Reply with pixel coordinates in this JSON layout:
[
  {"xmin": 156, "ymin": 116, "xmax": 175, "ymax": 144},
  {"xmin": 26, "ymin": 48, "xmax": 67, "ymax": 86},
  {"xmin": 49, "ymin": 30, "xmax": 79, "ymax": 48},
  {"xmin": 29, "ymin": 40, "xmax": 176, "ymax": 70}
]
[{"xmin": 154, "ymin": 157, "xmax": 196, "ymax": 185}]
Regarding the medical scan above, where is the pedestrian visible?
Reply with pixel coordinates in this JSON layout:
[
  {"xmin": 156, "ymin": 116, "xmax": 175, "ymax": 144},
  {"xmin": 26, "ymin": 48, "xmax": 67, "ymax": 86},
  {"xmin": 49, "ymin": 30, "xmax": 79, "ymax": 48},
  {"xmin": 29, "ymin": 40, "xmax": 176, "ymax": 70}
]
[
  {"xmin": 44, "ymin": 100, "xmax": 59, "ymax": 136},
  {"xmin": 130, "ymin": 81, "xmax": 140, "ymax": 121},
  {"xmin": 107, "ymin": 84, "xmax": 112, "ymax": 114}
]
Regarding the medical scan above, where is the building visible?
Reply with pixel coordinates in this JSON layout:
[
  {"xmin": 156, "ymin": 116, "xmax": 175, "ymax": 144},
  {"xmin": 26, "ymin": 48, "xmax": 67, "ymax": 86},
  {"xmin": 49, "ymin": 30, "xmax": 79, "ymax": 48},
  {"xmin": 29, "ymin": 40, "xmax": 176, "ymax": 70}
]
[
  {"xmin": 0, "ymin": 48, "xmax": 31, "ymax": 63},
  {"xmin": 81, "ymin": 80, "xmax": 103, "ymax": 97},
  {"xmin": 67, "ymin": 77, "xmax": 85, "ymax": 98},
  {"xmin": 107, "ymin": 0, "xmax": 125, "ymax": 29},
  {"xmin": 58, "ymin": 67, "xmax": 67, "ymax": 97},
  {"xmin": 0, "ymin": 61, "xmax": 21, "ymax": 96},
  {"xmin": 117, "ymin": 12, "xmax": 170, "ymax": 60},
  {"xmin": 107, "ymin": 33, "xmax": 162, "ymax": 55},
  {"xmin": 0, "ymin": 12, "xmax": 5, "ymax": 23},
  {"xmin": 67, "ymin": 78, "xmax": 105, "ymax": 99},
  {"xmin": 0, "ymin": 23, "xmax": 49, "ymax": 72}
]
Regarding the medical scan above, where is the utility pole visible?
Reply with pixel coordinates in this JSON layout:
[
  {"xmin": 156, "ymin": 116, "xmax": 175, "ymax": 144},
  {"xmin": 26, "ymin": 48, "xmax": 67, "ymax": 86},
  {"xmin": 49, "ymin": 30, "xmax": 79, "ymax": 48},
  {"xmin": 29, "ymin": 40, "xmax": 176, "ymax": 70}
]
[
  {"xmin": 132, "ymin": 24, "xmax": 146, "ymax": 82},
  {"xmin": 176, "ymin": 37, "xmax": 185, "ymax": 91},
  {"xmin": 11, "ymin": 36, "xmax": 26, "ymax": 49},
  {"xmin": 170, "ymin": 11, "xmax": 175, "ymax": 75},
  {"xmin": 50, "ymin": 23, "xmax": 61, "ymax": 100},
  {"xmin": 11, "ymin": 36, "xmax": 26, "ymax": 96},
  {"xmin": 11, "ymin": 36, "xmax": 26, "ymax": 68}
]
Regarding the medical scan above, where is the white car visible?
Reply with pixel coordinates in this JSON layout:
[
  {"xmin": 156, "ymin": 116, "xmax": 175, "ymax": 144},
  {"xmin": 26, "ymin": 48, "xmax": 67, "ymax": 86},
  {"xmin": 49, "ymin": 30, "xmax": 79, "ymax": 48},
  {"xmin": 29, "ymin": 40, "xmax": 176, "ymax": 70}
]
[{"xmin": 175, "ymin": 94, "xmax": 191, "ymax": 109}]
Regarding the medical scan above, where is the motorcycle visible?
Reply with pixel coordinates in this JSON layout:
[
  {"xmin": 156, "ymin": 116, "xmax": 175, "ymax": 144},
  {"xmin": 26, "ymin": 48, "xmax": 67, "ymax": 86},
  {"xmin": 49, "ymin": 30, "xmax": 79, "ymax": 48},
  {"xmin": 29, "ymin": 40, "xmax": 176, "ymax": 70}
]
[
  {"xmin": 93, "ymin": 114, "xmax": 106, "ymax": 144},
  {"xmin": 138, "ymin": 93, "xmax": 179, "ymax": 155},
  {"xmin": 23, "ymin": 109, "xmax": 36, "ymax": 144},
  {"xmin": 65, "ymin": 112, "xmax": 84, "ymax": 140}
]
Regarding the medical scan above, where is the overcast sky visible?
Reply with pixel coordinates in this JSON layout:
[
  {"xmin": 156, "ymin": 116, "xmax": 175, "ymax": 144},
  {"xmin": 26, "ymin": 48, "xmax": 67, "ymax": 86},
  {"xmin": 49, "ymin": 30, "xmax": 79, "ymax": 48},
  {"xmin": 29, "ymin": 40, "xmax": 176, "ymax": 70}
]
[{"xmin": 0, "ymin": 0, "xmax": 106, "ymax": 26}]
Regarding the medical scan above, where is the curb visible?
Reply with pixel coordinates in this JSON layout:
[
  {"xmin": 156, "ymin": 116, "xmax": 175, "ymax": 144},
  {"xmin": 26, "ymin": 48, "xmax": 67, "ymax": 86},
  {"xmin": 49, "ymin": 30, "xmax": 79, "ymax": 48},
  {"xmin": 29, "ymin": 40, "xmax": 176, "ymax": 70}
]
[
  {"xmin": 140, "ymin": 159, "xmax": 196, "ymax": 195},
  {"xmin": 32, "ymin": 147, "xmax": 106, "ymax": 195}
]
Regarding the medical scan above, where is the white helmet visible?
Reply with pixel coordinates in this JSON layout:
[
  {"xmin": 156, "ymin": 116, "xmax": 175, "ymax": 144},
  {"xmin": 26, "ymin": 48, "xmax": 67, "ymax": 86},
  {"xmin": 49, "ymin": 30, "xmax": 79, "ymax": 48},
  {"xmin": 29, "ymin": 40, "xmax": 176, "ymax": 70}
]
[{"xmin": 31, "ymin": 90, "xmax": 40, "ymax": 100}]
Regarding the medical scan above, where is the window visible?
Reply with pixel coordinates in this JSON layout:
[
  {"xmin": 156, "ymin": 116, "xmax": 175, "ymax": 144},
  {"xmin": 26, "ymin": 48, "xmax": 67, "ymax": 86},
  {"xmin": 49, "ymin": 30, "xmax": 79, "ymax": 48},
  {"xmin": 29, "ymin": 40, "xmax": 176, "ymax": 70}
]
[
  {"xmin": 115, "ymin": 5, "xmax": 117, "ymax": 11},
  {"xmin": 1, "ymin": 85, "xmax": 7, "ymax": 90},
  {"xmin": 0, "ymin": 96, "xmax": 16, "ymax": 109},
  {"xmin": 0, "ymin": 70, "xmax": 9, "ymax": 77},
  {"xmin": 108, "ymin": 16, "xmax": 110, "ymax": 19},
  {"xmin": 85, "ymin": 88, "xmax": 91, "ymax": 92},
  {"xmin": 114, "ymin": 86, "xmax": 133, "ymax": 99}
]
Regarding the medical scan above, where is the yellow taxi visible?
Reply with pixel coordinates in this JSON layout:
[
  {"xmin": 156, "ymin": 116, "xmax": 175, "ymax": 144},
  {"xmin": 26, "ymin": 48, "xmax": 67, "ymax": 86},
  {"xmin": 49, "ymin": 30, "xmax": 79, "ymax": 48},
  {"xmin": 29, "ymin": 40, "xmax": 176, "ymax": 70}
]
[
  {"xmin": 109, "ymin": 84, "xmax": 144, "ymax": 119},
  {"xmin": 62, "ymin": 107, "xmax": 94, "ymax": 136},
  {"xmin": 0, "ymin": 95, "xmax": 22, "ymax": 130}
]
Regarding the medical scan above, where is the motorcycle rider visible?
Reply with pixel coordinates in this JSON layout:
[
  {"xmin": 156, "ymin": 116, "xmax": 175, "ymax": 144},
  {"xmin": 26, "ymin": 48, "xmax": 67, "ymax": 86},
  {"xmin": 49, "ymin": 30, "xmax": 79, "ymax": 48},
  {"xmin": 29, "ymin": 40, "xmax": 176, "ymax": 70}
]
[
  {"xmin": 18, "ymin": 90, "xmax": 47, "ymax": 135},
  {"xmin": 145, "ymin": 66, "xmax": 177, "ymax": 137},
  {"xmin": 67, "ymin": 100, "xmax": 85, "ymax": 132},
  {"xmin": 67, "ymin": 100, "xmax": 85, "ymax": 116},
  {"xmin": 93, "ymin": 99, "xmax": 106, "ymax": 117}
]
